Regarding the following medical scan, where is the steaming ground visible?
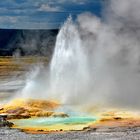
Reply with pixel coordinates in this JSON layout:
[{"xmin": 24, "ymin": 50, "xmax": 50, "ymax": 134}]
[{"xmin": 0, "ymin": 0, "xmax": 140, "ymax": 139}]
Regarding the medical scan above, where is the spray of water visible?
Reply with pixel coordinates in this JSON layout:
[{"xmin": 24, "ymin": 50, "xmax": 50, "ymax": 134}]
[
  {"xmin": 20, "ymin": 0, "xmax": 140, "ymax": 112},
  {"xmin": 49, "ymin": 16, "xmax": 90, "ymax": 104}
]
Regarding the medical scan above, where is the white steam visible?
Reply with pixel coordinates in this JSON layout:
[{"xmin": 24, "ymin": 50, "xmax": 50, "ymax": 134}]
[{"xmin": 21, "ymin": 0, "xmax": 140, "ymax": 110}]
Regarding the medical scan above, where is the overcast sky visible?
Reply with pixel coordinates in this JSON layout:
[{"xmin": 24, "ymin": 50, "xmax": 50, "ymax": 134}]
[{"xmin": 0, "ymin": 0, "xmax": 103, "ymax": 29}]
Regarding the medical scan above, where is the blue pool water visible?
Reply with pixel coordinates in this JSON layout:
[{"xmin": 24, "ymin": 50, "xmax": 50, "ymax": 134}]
[{"xmin": 12, "ymin": 116, "xmax": 97, "ymax": 127}]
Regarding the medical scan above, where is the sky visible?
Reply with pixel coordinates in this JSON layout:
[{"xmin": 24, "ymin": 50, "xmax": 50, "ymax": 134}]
[{"xmin": 0, "ymin": 0, "xmax": 104, "ymax": 29}]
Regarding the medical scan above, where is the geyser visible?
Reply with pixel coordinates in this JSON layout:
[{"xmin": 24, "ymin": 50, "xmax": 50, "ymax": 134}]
[
  {"xmin": 20, "ymin": 0, "xmax": 140, "ymax": 111},
  {"xmin": 50, "ymin": 16, "xmax": 90, "ymax": 104}
]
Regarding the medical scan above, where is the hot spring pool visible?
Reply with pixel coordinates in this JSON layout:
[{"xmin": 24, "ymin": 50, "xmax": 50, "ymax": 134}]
[{"xmin": 11, "ymin": 116, "xmax": 97, "ymax": 131}]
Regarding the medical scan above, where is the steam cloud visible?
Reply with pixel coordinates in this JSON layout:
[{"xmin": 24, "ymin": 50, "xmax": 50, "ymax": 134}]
[{"xmin": 20, "ymin": 0, "xmax": 140, "ymax": 111}]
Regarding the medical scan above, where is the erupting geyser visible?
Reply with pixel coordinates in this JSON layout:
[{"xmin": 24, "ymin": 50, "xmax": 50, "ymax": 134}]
[
  {"xmin": 20, "ymin": 0, "xmax": 140, "ymax": 112},
  {"xmin": 50, "ymin": 16, "xmax": 90, "ymax": 104}
]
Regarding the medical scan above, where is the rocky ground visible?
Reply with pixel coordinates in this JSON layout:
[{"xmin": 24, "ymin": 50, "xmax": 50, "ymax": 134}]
[{"xmin": 0, "ymin": 126, "xmax": 139, "ymax": 140}]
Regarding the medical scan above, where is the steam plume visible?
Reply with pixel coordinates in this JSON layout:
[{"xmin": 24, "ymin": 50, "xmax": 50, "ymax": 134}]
[{"xmin": 21, "ymin": 0, "xmax": 140, "ymax": 111}]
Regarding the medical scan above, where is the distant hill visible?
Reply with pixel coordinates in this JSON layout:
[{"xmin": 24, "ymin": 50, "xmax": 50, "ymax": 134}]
[{"xmin": 0, "ymin": 29, "xmax": 59, "ymax": 56}]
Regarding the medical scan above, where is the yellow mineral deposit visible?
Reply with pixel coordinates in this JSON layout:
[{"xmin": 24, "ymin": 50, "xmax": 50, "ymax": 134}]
[
  {"xmin": 0, "ymin": 98, "xmax": 60, "ymax": 119},
  {"xmin": 1, "ymin": 98, "xmax": 140, "ymax": 133}
]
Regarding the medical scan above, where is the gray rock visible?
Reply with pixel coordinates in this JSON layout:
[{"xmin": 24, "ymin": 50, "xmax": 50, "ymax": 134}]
[{"xmin": 0, "ymin": 114, "xmax": 14, "ymax": 127}]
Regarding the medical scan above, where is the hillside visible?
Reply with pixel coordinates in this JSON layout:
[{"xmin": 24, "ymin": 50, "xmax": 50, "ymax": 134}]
[{"xmin": 0, "ymin": 29, "xmax": 58, "ymax": 56}]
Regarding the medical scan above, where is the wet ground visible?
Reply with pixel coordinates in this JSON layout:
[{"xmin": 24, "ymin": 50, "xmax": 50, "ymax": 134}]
[{"xmin": 0, "ymin": 126, "xmax": 140, "ymax": 140}]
